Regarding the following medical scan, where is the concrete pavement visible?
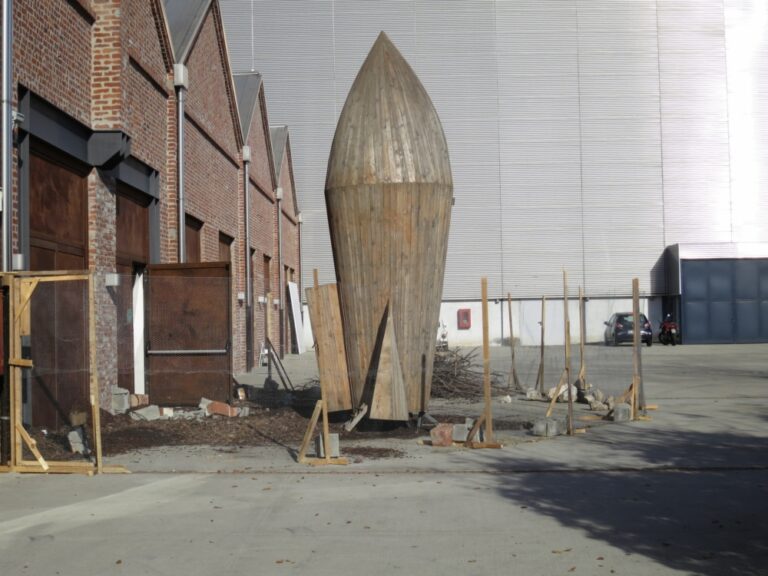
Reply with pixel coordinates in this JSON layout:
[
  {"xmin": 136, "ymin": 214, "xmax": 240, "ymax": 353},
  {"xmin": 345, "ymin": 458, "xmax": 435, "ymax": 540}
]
[{"xmin": 1, "ymin": 344, "xmax": 767, "ymax": 575}]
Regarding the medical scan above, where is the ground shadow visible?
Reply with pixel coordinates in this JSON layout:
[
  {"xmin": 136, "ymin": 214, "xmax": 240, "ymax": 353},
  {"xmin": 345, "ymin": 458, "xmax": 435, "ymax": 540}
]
[{"xmin": 477, "ymin": 427, "xmax": 768, "ymax": 576}]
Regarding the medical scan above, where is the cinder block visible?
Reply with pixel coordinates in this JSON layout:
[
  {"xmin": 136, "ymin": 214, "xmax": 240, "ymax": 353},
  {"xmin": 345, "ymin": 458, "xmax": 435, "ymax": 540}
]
[
  {"xmin": 314, "ymin": 433, "xmax": 340, "ymax": 458},
  {"xmin": 68, "ymin": 428, "xmax": 85, "ymax": 454},
  {"xmin": 532, "ymin": 417, "xmax": 562, "ymax": 437},
  {"xmin": 130, "ymin": 405, "xmax": 162, "ymax": 421},
  {"xmin": 452, "ymin": 423, "xmax": 469, "ymax": 442},
  {"xmin": 525, "ymin": 389, "xmax": 542, "ymax": 400},
  {"xmin": 611, "ymin": 403, "xmax": 632, "ymax": 422},
  {"xmin": 111, "ymin": 386, "xmax": 130, "ymax": 414},
  {"xmin": 430, "ymin": 423, "xmax": 454, "ymax": 447}
]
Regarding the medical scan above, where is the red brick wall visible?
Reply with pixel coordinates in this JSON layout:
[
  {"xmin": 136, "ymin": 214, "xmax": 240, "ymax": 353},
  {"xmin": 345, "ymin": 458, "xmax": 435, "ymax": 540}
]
[
  {"xmin": 277, "ymin": 145, "xmax": 300, "ymax": 353},
  {"xmin": 14, "ymin": 0, "xmax": 92, "ymax": 126}
]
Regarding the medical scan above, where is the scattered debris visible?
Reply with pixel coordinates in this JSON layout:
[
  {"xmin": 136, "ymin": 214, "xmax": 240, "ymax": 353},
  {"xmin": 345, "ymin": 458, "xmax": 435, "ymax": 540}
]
[
  {"xmin": 532, "ymin": 417, "xmax": 563, "ymax": 437},
  {"xmin": 68, "ymin": 428, "xmax": 86, "ymax": 454},
  {"xmin": 130, "ymin": 405, "xmax": 164, "ymax": 422},
  {"xmin": 611, "ymin": 403, "xmax": 632, "ymax": 422},
  {"xmin": 525, "ymin": 388, "xmax": 544, "ymax": 401},
  {"xmin": 431, "ymin": 347, "xmax": 506, "ymax": 399},
  {"xmin": 430, "ymin": 423, "xmax": 454, "ymax": 447},
  {"xmin": 547, "ymin": 384, "xmax": 578, "ymax": 402}
]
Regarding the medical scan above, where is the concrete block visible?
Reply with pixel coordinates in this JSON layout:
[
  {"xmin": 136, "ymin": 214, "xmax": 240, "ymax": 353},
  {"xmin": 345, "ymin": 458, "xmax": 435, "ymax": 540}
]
[
  {"xmin": 430, "ymin": 423, "xmax": 454, "ymax": 447},
  {"xmin": 452, "ymin": 423, "xmax": 469, "ymax": 442},
  {"xmin": 611, "ymin": 403, "xmax": 632, "ymax": 422},
  {"xmin": 314, "ymin": 433, "xmax": 340, "ymax": 458},
  {"xmin": 532, "ymin": 417, "xmax": 562, "ymax": 437},
  {"xmin": 68, "ymin": 428, "xmax": 85, "ymax": 454},
  {"xmin": 130, "ymin": 405, "xmax": 162, "ymax": 421},
  {"xmin": 238, "ymin": 406, "xmax": 251, "ymax": 417},
  {"xmin": 111, "ymin": 386, "xmax": 130, "ymax": 414},
  {"xmin": 589, "ymin": 401, "xmax": 608, "ymax": 412}
]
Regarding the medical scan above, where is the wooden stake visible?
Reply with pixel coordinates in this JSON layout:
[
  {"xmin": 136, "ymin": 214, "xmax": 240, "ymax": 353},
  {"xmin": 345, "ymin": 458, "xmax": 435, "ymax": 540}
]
[
  {"xmin": 565, "ymin": 319, "xmax": 574, "ymax": 435},
  {"xmin": 535, "ymin": 296, "xmax": 546, "ymax": 394},
  {"xmin": 481, "ymin": 278, "xmax": 493, "ymax": 442},
  {"xmin": 297, "ymin": 400, "xmax": 323, "ymax": 463},
  {"xmin": 16, "ymin": 423, "xmax": 49, "ymax": 471},
  {"xmin": 88, "ymin": 273, "xmax": 103, "ymax": 474},
  {"xmin": 631, "ymin": 278, "xmax": 643, "ymax": 420},
  {"xmin": 577, "ymin": 286, "xmax": 588, "ymax": 389},
  {"xmin": 506, "ymin": 293, "xmax": 521, "ymax": 390}
]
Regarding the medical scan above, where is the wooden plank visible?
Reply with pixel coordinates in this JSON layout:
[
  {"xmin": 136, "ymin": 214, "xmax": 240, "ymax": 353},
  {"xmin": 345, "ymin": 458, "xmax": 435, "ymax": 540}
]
[
  {"xmin": 577, "ymin": 286, "xmax": 588, "ymax": 388},
  {"xmin": 369, "ymin": 306, "xmax": 409, "ymax": 421},
  {"xmin": 564, "ymin": 271, "xmax": 574, "ymax": 436},
  {"xmin": 297, "ymin": 400, "xmax": 323, "ymax": 463},
  {"xmin": 545, "ymin": 369, "xmax": 568, "ymax": 418},
  {"xmin": 466, "ymin": 414, "xmax": 486, "ymax": 443},
  {"xmin": 481, "ymin": 278, "xmax": 493, "ymax": 442},
  {"xmin": 10, "ymin": 278, "xmax": 22, "ymax": 466},
  {"xmin": 16, "ymin": 423, "xmax": 49, "ymax": 471},
  {"xmin": 8, "ymin": 358, "xmax": 33, "ymax": 368},
  {"xmin": 304, "ymin": 457, "xmax": 349, "ymax": 467},
  {"xmin": 305, "ymin": 284, "xmax": 353, "ymax": 412}
]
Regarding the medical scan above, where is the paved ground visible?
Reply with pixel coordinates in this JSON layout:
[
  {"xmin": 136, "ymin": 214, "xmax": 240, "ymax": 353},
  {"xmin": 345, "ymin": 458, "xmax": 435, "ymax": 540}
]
[{"xmin": 1, "ymin": 344, "xmax": 767, "ymax": 575}]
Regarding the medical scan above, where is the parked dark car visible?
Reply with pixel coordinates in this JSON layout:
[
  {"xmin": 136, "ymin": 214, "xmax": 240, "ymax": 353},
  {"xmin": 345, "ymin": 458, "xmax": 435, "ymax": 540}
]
[{"xmin": 603, "ymin": 312, "xmax": 652, "ymax": 346}]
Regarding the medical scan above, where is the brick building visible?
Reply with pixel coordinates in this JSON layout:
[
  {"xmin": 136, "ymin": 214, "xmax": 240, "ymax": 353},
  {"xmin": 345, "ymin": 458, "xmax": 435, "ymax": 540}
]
[{"xmin": 2, "ymin": 0, "xmax": 299, "ymax": 428}]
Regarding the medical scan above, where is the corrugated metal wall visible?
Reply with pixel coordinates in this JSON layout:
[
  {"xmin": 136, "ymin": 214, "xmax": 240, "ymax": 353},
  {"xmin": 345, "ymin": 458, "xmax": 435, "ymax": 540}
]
[{"xmin": 220, "ymin": 0, "xmax": 768, "ymax": 301}]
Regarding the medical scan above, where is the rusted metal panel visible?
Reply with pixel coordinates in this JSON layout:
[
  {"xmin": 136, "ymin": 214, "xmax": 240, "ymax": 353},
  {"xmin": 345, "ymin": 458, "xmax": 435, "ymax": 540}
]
[
  {"xmin": 28, "ymin": 150, "xmax": 89, "ymax": 429},
  {"xmin": 146, "ymin": 263, "xmax": 231, "ymax": 406},
  {"xmin": 325, "ymin": 33, "xmax": 452, "ymax": 419}
]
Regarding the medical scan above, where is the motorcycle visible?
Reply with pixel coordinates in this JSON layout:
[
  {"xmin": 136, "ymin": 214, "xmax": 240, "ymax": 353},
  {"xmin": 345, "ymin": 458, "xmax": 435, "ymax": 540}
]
[{"xmin": 658, "ymin": 317, "xmax": 679, "ymax": 346}]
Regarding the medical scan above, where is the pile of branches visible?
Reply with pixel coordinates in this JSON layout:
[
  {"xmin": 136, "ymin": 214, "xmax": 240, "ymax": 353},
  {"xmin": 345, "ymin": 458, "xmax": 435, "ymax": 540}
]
[{"xmin": 430, "ymin": 347, "xmax": 507, "ymax": 400}]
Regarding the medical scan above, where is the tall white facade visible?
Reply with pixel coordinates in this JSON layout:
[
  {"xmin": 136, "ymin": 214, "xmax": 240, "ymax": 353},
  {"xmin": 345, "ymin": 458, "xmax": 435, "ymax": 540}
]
[{"xmin": 220, "ymin": 0, "xmax": 768, "ymax": 303}]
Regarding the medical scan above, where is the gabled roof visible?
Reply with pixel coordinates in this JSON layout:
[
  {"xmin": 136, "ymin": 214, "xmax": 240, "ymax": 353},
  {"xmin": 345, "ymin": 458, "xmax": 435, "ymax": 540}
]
[
  {"xmin": 233, "ymin": 73, "xmax": 263, "ymax": 141},
  {"xmin": 162, "ymin": 0, "xmax": 212, "ymax": 63},
  {"xmin": 270, "ymin": 125, "xmax": 289, "ymax": 178}
]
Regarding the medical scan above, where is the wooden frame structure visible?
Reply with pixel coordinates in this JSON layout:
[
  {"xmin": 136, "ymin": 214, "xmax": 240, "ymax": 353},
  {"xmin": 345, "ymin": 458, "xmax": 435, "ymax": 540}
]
[{"xmin": 0, "ymin": 271, "xmax": 123, "ymax": 475}]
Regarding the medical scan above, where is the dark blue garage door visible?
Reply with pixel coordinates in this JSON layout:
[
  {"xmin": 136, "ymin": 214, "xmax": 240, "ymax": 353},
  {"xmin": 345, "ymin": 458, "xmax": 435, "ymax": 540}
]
[{"xmin": 681, "ymin": 258, "xmax": 768, "ymax": 344}]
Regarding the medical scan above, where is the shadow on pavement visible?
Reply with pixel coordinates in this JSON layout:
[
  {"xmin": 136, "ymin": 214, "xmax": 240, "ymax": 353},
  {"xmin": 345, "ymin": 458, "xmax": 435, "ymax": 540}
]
[{"xmin": 481, "ymin": 427, "xmax": 768, "ymax": 576}]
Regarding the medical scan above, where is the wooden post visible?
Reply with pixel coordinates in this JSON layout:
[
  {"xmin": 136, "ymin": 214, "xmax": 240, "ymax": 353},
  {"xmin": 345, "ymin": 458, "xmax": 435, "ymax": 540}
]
[
  {"xmin": 578, "ymin": 286, "xmax": 588, "ymax": 389},
  {"xmin": 481, "ymin": 278, "xmax": 493, "ymax": 441},
  {"xmin": 7, "ymin": 277, "xmax": 20, "ymax": 467},
  {"xmin": 631, "ymin": 278, "xmax": 642, "ymax": 420},
  {"xmin": 506, "ymin": 293, "xmax": 521, "ymax": 390},
  {"xmin": 313, "ymin": 269, "xmax": 331, "ymax": 462},
  {"xmin": 535, "ymin": 296, "xmax": 546, "ymax": 394},
  {"xmin": 563, "ymin": 270, "xmax": 571, "ymax": 379},
  {"xmin": 565, "ymin": 319, "xmax": 574, "ymax": 435},
  {"xmin": 88, "ymin": 273, "xmax": 103, "ymax": 473}
]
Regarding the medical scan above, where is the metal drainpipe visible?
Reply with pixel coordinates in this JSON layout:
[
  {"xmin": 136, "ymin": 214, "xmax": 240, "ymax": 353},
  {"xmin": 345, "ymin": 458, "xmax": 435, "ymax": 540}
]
[
  {"xmin": 276, "ymin": 186, "xmax": 284, "ymax": 355},
  {"xmin": 243, "ymin": 151, "xmax": 253, "ymax": 369},
  {"xmin": 2, "ymin": 0, "xmax": 13, "ymax": 271},
  {"xmin": 174, "ymin": 64, "xmax": 188, "ymax": 263},
  {"xmin": 243, "ymin": 149, "xmax": 252, "ymax": 307}
]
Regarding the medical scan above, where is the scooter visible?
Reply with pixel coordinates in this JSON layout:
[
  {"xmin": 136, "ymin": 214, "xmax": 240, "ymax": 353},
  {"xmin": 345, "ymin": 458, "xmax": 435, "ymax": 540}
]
[{"xmin": 659, "ymin": 316, "xmax": 679, "ymax": 346}]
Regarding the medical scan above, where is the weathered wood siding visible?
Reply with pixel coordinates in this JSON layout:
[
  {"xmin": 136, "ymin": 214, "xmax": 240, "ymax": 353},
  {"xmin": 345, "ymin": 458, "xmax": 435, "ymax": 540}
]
[{"xmin": 325, "ymin": 33, "xmax": 452, "ymax": 417}]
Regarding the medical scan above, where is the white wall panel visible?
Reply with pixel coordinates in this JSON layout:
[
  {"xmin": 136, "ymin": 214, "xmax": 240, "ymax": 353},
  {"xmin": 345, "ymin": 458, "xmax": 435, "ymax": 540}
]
[{"xmin": 219, "ymin": 0, "xmax": 765, "ymax": 303}]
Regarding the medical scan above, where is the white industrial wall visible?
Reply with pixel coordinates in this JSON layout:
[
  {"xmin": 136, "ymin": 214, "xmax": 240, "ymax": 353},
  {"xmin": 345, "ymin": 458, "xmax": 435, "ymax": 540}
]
[{"xmin": 221, "ymin": 0, "xmax": 768, "ymax": 306}]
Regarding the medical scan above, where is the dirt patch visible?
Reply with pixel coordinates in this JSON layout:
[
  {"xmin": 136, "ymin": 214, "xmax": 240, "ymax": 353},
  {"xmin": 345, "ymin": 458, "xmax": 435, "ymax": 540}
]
[{"xmin": 23, "ymin": 398, "xmax": 532, "ymax": 462}]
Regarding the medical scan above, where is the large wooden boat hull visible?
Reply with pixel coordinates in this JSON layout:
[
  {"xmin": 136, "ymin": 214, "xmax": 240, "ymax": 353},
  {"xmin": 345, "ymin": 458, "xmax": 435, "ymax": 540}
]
[{"xmin": 325, "ymin": 33, "xmax": 453, "ymax": 419}]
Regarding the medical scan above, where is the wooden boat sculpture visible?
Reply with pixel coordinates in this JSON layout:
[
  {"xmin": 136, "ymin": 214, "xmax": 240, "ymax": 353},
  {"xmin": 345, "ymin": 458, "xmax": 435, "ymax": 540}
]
[{"xmin": 325, "ymin": 32, "xmax": 453, "ymax": 420}]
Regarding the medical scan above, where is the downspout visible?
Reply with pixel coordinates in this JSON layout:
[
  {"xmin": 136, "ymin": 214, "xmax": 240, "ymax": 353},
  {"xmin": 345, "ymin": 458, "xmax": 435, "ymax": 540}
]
[
  {"xmin": 276, "ymin": 186, "xmax": 284, "ymax": 356},
  {"xmin": 243, "ymin": 146, "xmax": 253, "ymax": 368},
  {"xmin": 2, "ymin": 0, "xmax": 12, "ymax": 271},
  {"xmin": 174, "ymin": 64, "xmax": 188, "ymax": 263}
]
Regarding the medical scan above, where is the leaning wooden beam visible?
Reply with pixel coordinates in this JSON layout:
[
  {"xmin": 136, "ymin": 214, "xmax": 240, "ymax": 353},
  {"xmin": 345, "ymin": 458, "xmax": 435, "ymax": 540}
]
[
  {"xmin": 297, "ymin": 400, "xmax": 323, "ymax": 464},
  {"xmin": 16, "ymin": 423, "xmax": 49, "ymax": 472},
  {"xmin": 631, "ymin": 278, "xmax": 644, "ymax": 420},
  {"xmin": 563, "ymin": 271, "xmax": 574, "ymax": 435},
  {"xmin": 577, "ymin": 286, "xmax": 589, "ymax": 389}
]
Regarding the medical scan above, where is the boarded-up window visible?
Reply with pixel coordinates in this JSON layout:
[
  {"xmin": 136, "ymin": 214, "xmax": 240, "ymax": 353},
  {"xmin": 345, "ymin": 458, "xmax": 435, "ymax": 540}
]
[
  {"xmin": 219, "ymin": 232, "xmax": 233, "ymax": 263},
  {"xmin": 185, "ymin": 215, "xmax": 202, "ymax": 263}
]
